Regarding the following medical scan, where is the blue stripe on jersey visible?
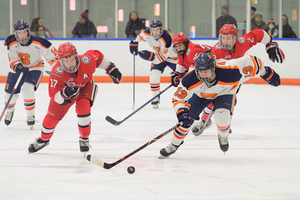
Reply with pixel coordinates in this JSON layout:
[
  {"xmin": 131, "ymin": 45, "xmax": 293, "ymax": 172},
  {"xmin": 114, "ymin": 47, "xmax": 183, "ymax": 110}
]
[
  {"xmin": 7, "ymin": 36, "xmax": 18, "ymax": 50},
  {"xmin": 181, "ymin": 70, "xmax": 201, "ymax": 89},
  {"xmin": 215, "ymin": 67, "xmax": 242, "ymax": 83},
  {"xmin": 161, "ymin": 31, "xmax": 172, "ymax": 48},
  {"xmin": 253, "ymin": 56, "xmax": 260, "ymax": 75},
  {"xmin": 28, "ymin": 35, "xmax": 52, "ymax": 48}
]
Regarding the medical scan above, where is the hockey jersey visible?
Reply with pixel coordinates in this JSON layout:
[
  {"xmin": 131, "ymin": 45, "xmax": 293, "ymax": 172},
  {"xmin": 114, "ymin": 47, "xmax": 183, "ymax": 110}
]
[
  {"xmin": 7, "ymin": 35, "xmax": 59, "ymax": 72},
  {"xmin": 49, "ymin": 50, "xmax": 110, "ymax": 104},
  {"xmin": 172, "ymin": 55, "xmax": 266, "ymax": 112},
  {"xmin": 212, "ymin": 29, "xmax": 271, "ymax": 60},
  {"xmin": 176, "ymin": 42, "xmax": 212, "ymax": 73},
  {"xmin": 135, "ymin": 29, "xmax": 178, "ymax": 64}
]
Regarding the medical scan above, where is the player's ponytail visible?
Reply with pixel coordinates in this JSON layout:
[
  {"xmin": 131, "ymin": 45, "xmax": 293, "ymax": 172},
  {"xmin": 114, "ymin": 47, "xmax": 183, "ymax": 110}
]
[{"xmin": 4, "ymin": 34, "xmax": 15, "ymax": 46}]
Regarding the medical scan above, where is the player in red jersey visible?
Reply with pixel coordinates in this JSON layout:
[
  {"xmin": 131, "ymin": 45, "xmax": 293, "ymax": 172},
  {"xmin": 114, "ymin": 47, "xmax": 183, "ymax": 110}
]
[
  {"xmin": 193, "ymin": 24, "xmax": 285, "ymax": 136},
  {"xmin": 28, "ymin": 42, "xmax": 122, "ymax": 154},
  {"xmin": 170, "ymin": 32, "xmax": 212, "ymax": 87}
]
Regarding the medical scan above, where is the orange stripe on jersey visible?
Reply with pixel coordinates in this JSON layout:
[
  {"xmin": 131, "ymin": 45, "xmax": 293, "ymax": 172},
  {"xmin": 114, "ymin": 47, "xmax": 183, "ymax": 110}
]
[
  {"xmin": 159, "ymin": 52, "xmax": 166, "ymax": 60},
  {"xmin": 155, "ymin": 53, "xmax": 163, "ymax": 62},
  {"xmin": 10, "ymin": 59, "xmax": 22, "ymax": 68},
  {"xmin": 218, "ymin": 80, "xmax": 240, "ymax": 85},
  {"xmin": 173, "ymin": 100, "xmax": 185, "ymax": 108},
  {"xmin": 32, "ymin": 41, "xmax": 47, "ymax": 49},
  {"xmin": 188, "ymin": 81, "xmax": 202, "ymax": 90},
  {"xmin": 216, "ymin": 64, "xmax": 239, "ymax": 70},
  {"xmin": 138, "ymin": 34, "xmax": 145, "ymax": 41},
  {"xmin": 28, "ymin": 60, "xmax": 44, "ymax": 69},
  {"xmin": 8, "ymin": 41, "xmax": 18, "ymax": 49},
  {"xmin": 249, "ymin": 55, "xmax": 258, "ymax": 77},
  {"xmin": 144, "ymin": 32, "xmax": 151, "ymax": 37},
  {"xmin": 229, "ymin": 85, "xmax": 238, "ymax": 91}
]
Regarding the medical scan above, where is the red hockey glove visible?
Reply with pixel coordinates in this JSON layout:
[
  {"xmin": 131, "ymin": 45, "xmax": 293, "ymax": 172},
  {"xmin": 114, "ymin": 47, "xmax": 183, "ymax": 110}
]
[
  {"xmin": 106, "ymin": 63, "xmax": 122, "ymax": 84},
  {"xmin": 266, "ymin": 42, "xmax": 285, "ymax": 63}
]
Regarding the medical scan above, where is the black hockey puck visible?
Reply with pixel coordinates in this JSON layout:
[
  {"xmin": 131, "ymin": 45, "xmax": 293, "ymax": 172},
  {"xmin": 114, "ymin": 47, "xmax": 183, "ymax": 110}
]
[{"xmin": 127, "ymin": 166, "xmax": 135, "ymax": 174}]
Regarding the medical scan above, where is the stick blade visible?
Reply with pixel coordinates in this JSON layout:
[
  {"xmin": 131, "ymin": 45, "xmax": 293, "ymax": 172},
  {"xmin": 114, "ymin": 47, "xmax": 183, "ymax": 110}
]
[
  {"xmin": 105, "ymin": 116, "xmax": 121, "ymax": 126},
  {"xmin": 86, "ymin": 154, "xmax": 105, "ymax": 168}
]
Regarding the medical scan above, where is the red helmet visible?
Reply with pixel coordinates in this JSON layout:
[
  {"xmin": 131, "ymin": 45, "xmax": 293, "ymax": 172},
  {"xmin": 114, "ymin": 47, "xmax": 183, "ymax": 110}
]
[
  {"xmin": 58, "ymin": 42, "xmax": 77, "ymax": 59},
  {"xmin": 58, "ymin": 42, "xmax": 79, "ymax": 74},
  {"xmin": 172, "ymin": 32, "xmax": 188, "ymax": 46},
  {"xmin": 219, "ymin": 24, "xmax": 238, "ymax": 35}
]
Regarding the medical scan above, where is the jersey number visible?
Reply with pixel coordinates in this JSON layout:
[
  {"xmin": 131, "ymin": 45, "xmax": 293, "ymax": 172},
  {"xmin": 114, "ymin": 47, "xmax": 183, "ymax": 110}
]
[
  {"xmin": 174, "ymin": 87, "xmax": 188, "ymax": 99},
  {"xmin": 50, "ymin": 78, "xmax": 58, "ymax": 88}
]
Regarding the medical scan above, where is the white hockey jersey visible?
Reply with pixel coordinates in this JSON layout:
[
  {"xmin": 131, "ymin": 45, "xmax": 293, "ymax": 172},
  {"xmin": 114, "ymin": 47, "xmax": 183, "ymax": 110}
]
[
  {"xmin": 7, "ymin": 35, "xmax": 59, "ymax": 73},
  {"xmin": 135, "ymin": 29, "xmax": 178, "ymax": 64},
  {"xmin": 172, "ymin": 55, "xmax": 267, "ymax": 112}
]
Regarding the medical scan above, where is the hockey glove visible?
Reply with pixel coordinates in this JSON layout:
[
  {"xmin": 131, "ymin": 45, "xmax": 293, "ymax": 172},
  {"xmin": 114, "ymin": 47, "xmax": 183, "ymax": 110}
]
[
  {"xmin": 12, "ymin": 63, "xmax": 29, "ymax": 75},
  {"xmin": 138, "ymin": 50, "xmax": 155, "ymax": 61},
  {"xmin": 266, "ymin": 42, "xmax": 285, "ymax": 63},
  {"xmin": 176, "ymin": 108, "xmax": 193, "ymax": 128},
  {"xmin": 61, "ymin": 86, "xmax": 80, "ymax": 100},
  {"xmin": 170, "ymin": 71, "xmax": 181, "ymax": 87},
  {"xmin": 260, "ymin": 66, "xmax": 281, "ymax": 87},
  {"xmin": 106, "ymin": 63, "xmax": 122, "ymax": 84},
  {"xmin": 129, "ymin": 41, "xmax": 138, "ymax": 55}
]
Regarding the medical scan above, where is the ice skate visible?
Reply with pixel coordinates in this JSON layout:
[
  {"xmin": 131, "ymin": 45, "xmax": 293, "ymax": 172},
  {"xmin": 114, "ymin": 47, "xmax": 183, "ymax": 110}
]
[
  {"xmin": 27, "ymin": 115, "xmax": 37, "ymax": 130},
  {"xmin": 160, "ymin": 142, "xmax": 182, "ymax": 157},
  {"xmin": 4, "ymin": 111, "xmax": 14, "ymax": 126},
  {"xmin": 28, "ymin": 137, "xmax": 50, "ymax": 153},
  {"xmin": 151, "ymin": 96, "xmax": 160, "ymax": 109},
  {"xmin": 79, "ymin": 138, "xmax": 91, "ymax": 153},
  {"xmin": 191, "ymin": 118, "xmax": 212, "ymax": 136},
  {"xmin": 218, "ymin": 134, "xmax": 229, "ymax": 153}
]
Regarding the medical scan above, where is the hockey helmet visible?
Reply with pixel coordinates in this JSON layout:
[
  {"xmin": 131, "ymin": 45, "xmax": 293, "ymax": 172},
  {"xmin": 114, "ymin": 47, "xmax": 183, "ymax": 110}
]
[
  {"xmin": 219, "ymin": 24, "xmax": 238, "ymax": 50},
  {"xmin": 58, "ymin": 42, "xmax": 80, "ymax": 74},
  {"xmin": 195, "ymin": 53, "xmax": 216, "ymax": 83},
  {"xmin": 150, "ymin": 19, "xmax": 163, "ymax": 40},
  {"xmin": 13, "ymin": 19, "xmax": 31, "ymax": 44},
  {"xmin": 172, "ymin": 32, "xmax": 189, "ymax": 55}
]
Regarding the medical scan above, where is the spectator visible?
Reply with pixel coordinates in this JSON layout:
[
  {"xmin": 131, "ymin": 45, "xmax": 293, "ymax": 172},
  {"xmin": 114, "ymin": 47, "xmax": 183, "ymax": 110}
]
[
  {"xmin": 72, "ymin": 10, "xmax": 97, "ymax": 38},
  {"xmin": 282, "ymin": 14, "xmax": 297, "ymax": 38},
  {"xmin": 125, "ymin": 11, "xmax": 146, "ymax": 38},
  {"xmin": 266, "ymin": 19, "xmax": 278, "ymax": 38},
  {"xmin": 243, "ymin": 6, "xmax": 256, "ymax": 34},
  {"xmin": 30, "ymin": 17, "xmax": 54, "ymax": 38},
  {"xmin": 216, "ymin": 5, "xmax": 237, "ymax": 37},
  {"xmin": 32, "ymin": 25, "xmax": 50, "ymax": 38},
  {"xmin": 251, "ymin": 12, "xmax": 268, "ymax": 31}
]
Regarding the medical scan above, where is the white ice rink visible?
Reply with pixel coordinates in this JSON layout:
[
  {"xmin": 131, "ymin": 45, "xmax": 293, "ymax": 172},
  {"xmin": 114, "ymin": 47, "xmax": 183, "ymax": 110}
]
[{"xmin": 0, "ymin": 82, "xmax": 300, "ymax": 200}]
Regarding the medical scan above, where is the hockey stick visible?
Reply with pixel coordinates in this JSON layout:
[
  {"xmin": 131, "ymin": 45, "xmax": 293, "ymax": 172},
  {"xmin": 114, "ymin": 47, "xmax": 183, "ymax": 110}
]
[
  {"xmin": 0, "ymin": 72, "xmax": 24, "ymax": 121},
  {"xmin": 45, "ymin": 70, "xmax": 68, "ymax": 85},
  {"xmin": 86, "ymin": 122, "xmax": 182, "ymax": 169},
  {"xmin": 106, "ymin": 84, "xmax": 173, "ymax": 126},
  {"xmin": 132, "ymin": 55, "xmax": 136, "ymax": 110}
]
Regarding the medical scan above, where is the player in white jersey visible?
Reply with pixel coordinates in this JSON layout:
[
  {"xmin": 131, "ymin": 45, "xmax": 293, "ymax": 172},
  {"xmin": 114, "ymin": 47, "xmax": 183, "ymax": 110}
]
[
  {"xmin": 3, "ymin": 19, "xmax": 59, "ymax": 129},
  {"xmin": 160, "ymin": 52, "xmax": 280, "ymax": 156},
  {"xmin": 129, "ymin": 19, "xmax": 180, "ymax": 108}
]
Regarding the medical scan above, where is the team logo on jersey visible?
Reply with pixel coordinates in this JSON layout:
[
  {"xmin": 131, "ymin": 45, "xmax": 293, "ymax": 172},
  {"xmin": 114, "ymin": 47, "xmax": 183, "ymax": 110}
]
[
  {"xmin": 186, "ymin": 48, "xmax": 191, "ymax": 55},
  {"xmin": 81, "ymin": 56, "xmax": 91, "ymax": 64},
  {"xmin": 83, "ymin": 73, "xmax": 89, "ymax": 79},
  {"xmin": 237, "ymin": 37, "xmax": 246, "ymax": 44},
  {"xmin": 55, "ymin": 66, "xmax": 64, "ymax": 74}
]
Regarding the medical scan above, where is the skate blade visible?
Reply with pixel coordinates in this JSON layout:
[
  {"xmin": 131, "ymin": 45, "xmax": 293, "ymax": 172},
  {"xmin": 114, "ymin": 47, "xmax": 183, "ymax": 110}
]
[
  {"xmin": 29, "ymin": 125, "xmax": 34, "ymax": 130},
  {"xmin": 152, "ymin": 105, "xmax": 159, "ymax": 109},
  {"xmin": 158, "ymin": 155, "xmax": 170, "ymax": 159}
]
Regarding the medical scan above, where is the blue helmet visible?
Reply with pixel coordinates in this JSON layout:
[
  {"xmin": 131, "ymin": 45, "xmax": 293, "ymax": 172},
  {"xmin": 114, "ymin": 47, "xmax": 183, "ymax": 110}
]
[
  {"xmin": 13, "ymin": 19, "xmax": 31, "ymax": 44},
  {"xmin": 150, "ymin": 19, "xmax": 163, "ymax": 40},
  {"xmin": 195, "ymin": 53, "xmax": 216, "ymax": 83}
]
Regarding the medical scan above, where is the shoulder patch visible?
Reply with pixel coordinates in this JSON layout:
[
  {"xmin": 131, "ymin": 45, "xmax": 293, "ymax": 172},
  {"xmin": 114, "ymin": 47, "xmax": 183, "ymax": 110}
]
[
  {"xmin": 237, "ymin": 37, "xmax": 246, "ymax": 44},
  {"xmin": 214, "ymin": 45, "xmax": 222, "ymax": 50},
  {"xmin": 55, "ymin": 66, "xmax": 64, "ymax": 74},
  {"xmin": 81, "ymin": 56, "xmax": 91, "ymax": 64},
  {"xmin": 186, "ymin": 48, "xmax": 191, "ymax": 55}
]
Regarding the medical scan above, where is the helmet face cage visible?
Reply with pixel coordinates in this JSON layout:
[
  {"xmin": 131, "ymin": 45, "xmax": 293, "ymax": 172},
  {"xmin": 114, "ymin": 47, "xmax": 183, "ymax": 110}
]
[
  {"xmin": 60, "ymin": 54, "xmax": 80, "ymax": 74},
  {"xmin": 219, "ymin": 34, "xmax": 237, "ymax": 50},
  {"xmin": 172, "ymin": 32, "xmax": 189, "ymax": 55},
  {"xmin": 150, "ymin": 19, "xmax": 163, "ymax": 40},
  {"xmin": 13, "ymin": 19, "xmax": 31, "ymax": 44},
  {"xmin": 195, "ymin": 53, "xmax": 216, "ymax": 83}
]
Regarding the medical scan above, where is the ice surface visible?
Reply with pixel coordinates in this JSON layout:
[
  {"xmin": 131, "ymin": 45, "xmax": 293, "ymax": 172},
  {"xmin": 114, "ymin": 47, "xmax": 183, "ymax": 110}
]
[{"xmin": 0, "ymin": 83, "xmax": 299, "ymax": 200}]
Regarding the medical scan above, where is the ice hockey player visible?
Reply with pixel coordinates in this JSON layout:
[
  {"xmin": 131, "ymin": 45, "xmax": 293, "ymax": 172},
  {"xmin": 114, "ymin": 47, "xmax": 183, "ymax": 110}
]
[
  {"xmin": 129, "ymin": 19, "xmax": 179, "ymax": 108},
  {"xmin": 160, "ymin": 52, "xmax": 280, "ymax": 156},
  {"xmin": 3, "ymin": 19, "xmax": 59, "ymax": 129},
  {"xmin": 170, "ymin": 32, "xmax": 211, "ymax": 87},
  {"xmin": 193, "ymin": 24, "xmax": 285, "ymax": 136},
  {"xmin": 28, "ymin": 42, "xmax": 122, "ymax": 154}
]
